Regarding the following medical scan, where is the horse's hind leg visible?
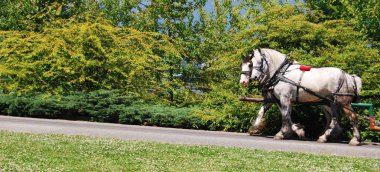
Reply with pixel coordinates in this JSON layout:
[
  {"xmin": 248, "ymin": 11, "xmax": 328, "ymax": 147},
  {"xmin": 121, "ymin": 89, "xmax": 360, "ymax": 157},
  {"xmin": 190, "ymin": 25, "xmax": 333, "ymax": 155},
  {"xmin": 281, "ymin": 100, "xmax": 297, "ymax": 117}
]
[
  {"xmin": 317, "ymin": 104, "xmax": 339, "ymax": 143},
  {"xmin": 321, "ymin": 105, "xmax": 332, "ymax": 132},
  {"xmin": 343, "ymin": 105, "xmax": 361, "ymax": 146}
]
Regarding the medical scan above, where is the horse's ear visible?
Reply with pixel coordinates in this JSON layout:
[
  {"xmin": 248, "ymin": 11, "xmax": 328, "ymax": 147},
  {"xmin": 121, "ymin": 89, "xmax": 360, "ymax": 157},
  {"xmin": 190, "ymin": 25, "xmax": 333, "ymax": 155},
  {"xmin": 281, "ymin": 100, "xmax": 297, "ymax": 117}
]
[{"xmin": 241, "ymin": 54, "xmax": 245, "ymax": 60}]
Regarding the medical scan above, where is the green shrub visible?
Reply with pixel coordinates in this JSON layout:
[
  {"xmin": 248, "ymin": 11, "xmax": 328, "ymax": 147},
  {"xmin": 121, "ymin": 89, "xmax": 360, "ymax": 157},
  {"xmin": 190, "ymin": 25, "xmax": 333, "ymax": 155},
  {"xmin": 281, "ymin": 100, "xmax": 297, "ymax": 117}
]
[
  {"xmin": 0, "ymin": 90, "xmax": 138, "ymax": 120},
  {"xmin": 118, "ymin": 104, "xmax": 205, "ymax": 129},
  {"xmin": 0, "ymin": 19, "xmax": 184, "ymax": 104},
  {"xmin": 0, "ymin": 90, "xmax": 208, "ymax": 130}
]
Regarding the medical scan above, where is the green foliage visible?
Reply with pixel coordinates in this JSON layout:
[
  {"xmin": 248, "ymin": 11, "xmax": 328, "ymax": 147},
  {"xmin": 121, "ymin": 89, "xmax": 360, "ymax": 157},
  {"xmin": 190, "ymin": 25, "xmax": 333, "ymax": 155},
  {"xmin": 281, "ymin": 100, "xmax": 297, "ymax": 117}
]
[
  {"xmin": 0, "ymin": 90, "xmax": 135, "ymax": 120},
  {"xmin": 0, "ymin": 0, "xmax": 93, "ymax": 31},
  {"xmin": 305, "ymin": 0, "xmax": 380, "ymax": 42},
  {"xmin": 0, "ymin": 90, "xmax": 210, "ymax": 130},
  {"xmin": 0, "ymin": 0, "xmax": 34, "ymax": 30},
  {"xmin": 130, "ymin": 0, "xmax": 210, "ymax": 103},
  {"xmin": 193, "ymin": 79, "xmax": 257, "ymax": 132},
  {"xmin": 0, "ymin": 18, "xmax": 185, "ymax": 102},
  {"xmin": 119, "ymin": 104, "xmax": 205, "ymax": 129},
  {"xmin": 0, "ymin": 0, "xmax": 142, "ymax": 31}
]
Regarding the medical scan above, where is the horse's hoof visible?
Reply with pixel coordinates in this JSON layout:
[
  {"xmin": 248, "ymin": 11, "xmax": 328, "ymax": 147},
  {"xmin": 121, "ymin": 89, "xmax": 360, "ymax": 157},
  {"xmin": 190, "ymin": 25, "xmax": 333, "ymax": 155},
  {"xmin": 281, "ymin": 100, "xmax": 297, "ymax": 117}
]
[
  {"xmin": 295, "ymin": 128, "xmax": 305, "ymax": 139},
  {"xmin": 317, "ymin": 136, "xmax": 327, "ymax": 143},
  {"xmin": 274, "ymin": 132, "xmax": 284, "ymax": 140},
  {"xmin": 248, "ymin": 126, "xmax": 260, "ymax": 136},
  {"xmin": 349, "ymin": 139, "xmax": 361, "ymax": 146},
  {"xmin": 273, "ymin": 136, "xmax": 283, "ymax": 140},
  {"xmin": 249, "ymin": 130, "xmax": 260, "ymax": 136}
]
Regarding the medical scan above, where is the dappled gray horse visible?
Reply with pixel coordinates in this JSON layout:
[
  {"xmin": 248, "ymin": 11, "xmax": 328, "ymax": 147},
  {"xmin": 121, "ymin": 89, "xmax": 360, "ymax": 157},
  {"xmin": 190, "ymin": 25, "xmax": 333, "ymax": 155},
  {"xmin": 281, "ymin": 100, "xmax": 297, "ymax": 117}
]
[{"xmin": 240, "ymin": 48, "xmax": 362, "ymax": 145}]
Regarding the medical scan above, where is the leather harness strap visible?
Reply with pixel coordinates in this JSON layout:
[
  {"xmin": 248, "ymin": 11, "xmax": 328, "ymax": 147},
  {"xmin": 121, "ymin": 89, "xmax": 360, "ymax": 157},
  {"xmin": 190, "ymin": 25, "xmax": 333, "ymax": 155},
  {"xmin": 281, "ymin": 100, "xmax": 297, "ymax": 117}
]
[{"xmin": 296, "ymin": 71, "xmax": 305, "ymax": 103}]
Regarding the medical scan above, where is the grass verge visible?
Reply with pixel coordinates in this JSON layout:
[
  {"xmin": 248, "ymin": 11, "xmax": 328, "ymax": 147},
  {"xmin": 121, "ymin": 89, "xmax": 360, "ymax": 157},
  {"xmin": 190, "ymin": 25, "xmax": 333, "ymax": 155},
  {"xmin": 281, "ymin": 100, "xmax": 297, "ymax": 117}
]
[{"xmin": 0, "ymin": 131, "xmax": 378, "ymax": 171}]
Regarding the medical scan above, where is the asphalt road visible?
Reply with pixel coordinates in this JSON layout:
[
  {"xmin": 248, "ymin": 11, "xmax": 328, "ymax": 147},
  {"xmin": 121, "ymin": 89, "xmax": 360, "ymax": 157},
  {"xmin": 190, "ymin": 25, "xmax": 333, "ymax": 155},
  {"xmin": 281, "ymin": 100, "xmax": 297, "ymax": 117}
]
[{"xmin": 0, "ymin": 115, "xmax": 379, "ymax": 158}]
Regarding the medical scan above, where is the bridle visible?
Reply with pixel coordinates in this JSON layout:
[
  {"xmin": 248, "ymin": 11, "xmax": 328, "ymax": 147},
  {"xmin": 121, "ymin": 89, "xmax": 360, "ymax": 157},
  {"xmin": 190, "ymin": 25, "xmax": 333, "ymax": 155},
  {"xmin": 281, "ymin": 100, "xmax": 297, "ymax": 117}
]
[
  {"xmin": 250, "ymin": 55, "xmax": 269, "ymax": 84},
  {"xmin": 240, "ymin": 62, "xmax": 253, "ymax": 77}
]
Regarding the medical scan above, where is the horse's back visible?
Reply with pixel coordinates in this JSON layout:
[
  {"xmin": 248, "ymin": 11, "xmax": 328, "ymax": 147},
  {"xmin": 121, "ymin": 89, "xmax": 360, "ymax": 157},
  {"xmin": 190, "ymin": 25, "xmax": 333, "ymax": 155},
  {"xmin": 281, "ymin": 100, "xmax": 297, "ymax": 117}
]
[
  {"xmin": 280, "ymin": 67, "xmax": 349, "ymax": 102},
  {"xmin": 288, "ymin": 67, "xmax": 343, "ymax": 90}
]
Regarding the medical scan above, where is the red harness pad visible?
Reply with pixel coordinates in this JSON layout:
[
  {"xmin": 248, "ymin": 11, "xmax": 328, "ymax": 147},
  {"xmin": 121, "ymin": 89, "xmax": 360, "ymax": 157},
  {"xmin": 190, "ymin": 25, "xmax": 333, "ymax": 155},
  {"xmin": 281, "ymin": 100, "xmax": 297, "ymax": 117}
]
[{"xmin": 299, "ymin": 65, "xmax": 312, "ymax": 71}]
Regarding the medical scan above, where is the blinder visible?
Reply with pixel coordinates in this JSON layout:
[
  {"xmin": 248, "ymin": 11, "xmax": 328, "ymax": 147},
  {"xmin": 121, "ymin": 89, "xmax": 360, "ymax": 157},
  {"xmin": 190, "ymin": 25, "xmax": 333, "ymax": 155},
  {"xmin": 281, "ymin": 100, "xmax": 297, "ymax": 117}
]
[{"xmin": 252, "ymin": 56, "xmax": 267, "ymax": 74}]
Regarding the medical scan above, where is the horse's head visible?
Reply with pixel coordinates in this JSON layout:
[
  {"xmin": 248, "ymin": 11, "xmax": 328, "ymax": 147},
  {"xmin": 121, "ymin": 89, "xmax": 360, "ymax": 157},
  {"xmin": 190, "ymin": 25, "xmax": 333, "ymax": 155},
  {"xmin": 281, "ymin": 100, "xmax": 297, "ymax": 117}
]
[
  {"xmin": 240, "ymin": 48, "xmax": 268, "ymax": 86},
  {"xmin": 239, "ymin": 52, "xmax": 254, "ymax": 87},
  {"xmin": 251, "ymin": 49, "xmax": 268, "ymax": 82}
]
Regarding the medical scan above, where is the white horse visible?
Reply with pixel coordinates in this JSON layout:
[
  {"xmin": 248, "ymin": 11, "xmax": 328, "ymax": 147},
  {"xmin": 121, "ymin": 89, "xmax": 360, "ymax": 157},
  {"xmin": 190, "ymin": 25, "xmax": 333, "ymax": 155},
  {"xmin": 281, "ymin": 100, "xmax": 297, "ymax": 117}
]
[{"xmin": 240, "ymin": 48, "xmax": 362, "ymax": 145}]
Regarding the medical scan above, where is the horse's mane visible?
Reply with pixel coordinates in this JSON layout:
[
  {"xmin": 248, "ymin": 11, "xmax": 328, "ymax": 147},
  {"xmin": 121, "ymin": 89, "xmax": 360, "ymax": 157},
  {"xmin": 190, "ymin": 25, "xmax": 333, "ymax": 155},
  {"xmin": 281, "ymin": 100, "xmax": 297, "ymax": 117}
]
[
  {"xmin": 260, "ymin": 48, "xmax": 286, "ymax": 77},
  {"xmin": 260, "ymin": 48, "xmax": 287, "ymax": 71},
  {"xmin": 242, "ymin": 48, "xmax": 287, "ymax": 68}
]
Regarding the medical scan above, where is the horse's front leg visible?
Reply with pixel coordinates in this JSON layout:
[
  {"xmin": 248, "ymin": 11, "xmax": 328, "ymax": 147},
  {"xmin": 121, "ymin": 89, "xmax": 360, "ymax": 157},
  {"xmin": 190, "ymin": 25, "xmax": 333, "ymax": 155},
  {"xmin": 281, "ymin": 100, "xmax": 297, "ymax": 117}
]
[
  {"xmin": 274, "ymin": 101, "xmax": 293, "ymax": 140},
  {"xmin": 274, "ymin": 96, "xmax": 305, "ymax": 140},
  {"xmin": 248, "ymin": 103, "xmax": 273, "ymax": 135},
  {"xmin": 274, "ymin": 98, "xmax": 294, "ymax": 140}
]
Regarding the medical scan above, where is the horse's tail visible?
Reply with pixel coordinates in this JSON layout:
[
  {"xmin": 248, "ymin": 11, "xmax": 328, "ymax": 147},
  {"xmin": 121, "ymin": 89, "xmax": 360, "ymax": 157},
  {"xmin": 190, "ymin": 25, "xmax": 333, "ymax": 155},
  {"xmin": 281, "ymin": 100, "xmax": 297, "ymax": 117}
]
[{"xmin": 352, "ymin": 74, "xmax": 362, "ymax": 103}]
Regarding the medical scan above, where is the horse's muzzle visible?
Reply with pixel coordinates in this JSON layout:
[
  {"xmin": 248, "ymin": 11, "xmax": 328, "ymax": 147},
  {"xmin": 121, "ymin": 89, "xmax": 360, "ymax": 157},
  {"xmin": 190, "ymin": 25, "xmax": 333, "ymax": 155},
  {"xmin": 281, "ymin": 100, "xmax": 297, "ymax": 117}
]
[{"xmin": 240, "ymin": 81, "xmax": 249, "ymax": 87}]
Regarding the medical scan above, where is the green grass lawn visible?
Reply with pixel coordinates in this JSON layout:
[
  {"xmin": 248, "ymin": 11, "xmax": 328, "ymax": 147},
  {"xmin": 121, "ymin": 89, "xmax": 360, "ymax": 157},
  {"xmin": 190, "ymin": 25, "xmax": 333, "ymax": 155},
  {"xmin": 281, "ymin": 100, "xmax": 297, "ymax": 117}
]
[{"xmin": 0, "ymin": 131, "xmax": 378, "ymax": 171}]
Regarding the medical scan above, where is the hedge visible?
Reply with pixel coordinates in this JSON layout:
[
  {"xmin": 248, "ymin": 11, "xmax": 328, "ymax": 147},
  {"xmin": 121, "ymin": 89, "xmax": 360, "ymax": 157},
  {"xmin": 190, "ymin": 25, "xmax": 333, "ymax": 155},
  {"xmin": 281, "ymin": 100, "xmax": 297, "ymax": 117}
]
[{"xmin": 0, "ymin": 90, "xmax": 210, "ymax": 130}]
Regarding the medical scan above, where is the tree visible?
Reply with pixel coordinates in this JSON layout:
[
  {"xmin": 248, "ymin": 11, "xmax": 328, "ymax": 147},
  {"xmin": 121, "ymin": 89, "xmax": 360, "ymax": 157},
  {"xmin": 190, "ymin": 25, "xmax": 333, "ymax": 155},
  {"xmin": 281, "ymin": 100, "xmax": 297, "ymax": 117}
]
[
  {"xmin": 305, "ymin": 0, "xmax": 380, "ymax": 43},
  {"xmin": 128, "ymin": 0, "xmax": 208, "ymax": 104},
  {"xmin": 0, "ymin": 0, "xmax": 141, "ymax": 31}
]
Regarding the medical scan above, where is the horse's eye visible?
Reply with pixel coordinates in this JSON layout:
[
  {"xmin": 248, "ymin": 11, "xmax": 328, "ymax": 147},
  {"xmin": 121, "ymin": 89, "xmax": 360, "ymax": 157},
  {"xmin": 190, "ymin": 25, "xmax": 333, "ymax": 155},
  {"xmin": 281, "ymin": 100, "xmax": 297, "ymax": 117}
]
[{"xmin": 248, "ymin": 63, "xmax": 253, "ymax": 68}]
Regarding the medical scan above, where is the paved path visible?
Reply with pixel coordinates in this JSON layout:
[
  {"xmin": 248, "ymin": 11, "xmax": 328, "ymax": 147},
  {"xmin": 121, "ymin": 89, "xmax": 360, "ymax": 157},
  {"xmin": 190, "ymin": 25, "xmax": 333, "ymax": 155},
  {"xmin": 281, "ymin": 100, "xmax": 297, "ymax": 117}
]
[{"xmin": 0, "ymin": 115, "xmax": 379, "ymax": 158}]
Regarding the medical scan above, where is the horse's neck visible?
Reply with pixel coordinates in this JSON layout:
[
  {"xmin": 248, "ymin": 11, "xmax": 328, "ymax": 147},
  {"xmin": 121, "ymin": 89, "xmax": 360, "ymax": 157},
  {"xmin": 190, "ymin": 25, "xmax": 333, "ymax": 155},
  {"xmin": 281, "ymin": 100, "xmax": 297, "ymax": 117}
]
[{"xmin": 264, "ymin": 49, "xmax": 286, "ymax": 77}]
